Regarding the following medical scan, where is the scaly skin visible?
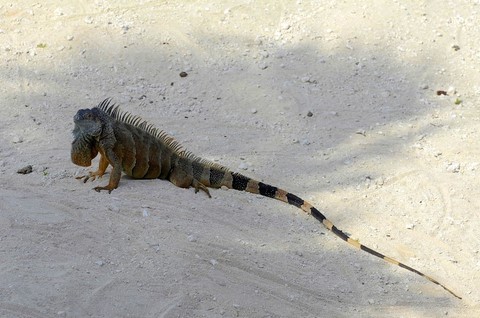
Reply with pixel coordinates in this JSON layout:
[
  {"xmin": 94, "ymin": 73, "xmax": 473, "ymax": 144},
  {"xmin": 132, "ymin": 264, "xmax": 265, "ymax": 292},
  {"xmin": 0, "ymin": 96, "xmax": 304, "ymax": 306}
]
[{"xmin": 71, "ymin": 98, "xmax": 461, "ymax": 299}]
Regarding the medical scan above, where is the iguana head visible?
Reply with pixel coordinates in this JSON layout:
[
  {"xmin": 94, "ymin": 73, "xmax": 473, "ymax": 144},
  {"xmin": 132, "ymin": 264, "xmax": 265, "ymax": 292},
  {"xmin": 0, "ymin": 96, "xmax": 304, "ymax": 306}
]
[
  {"xmin": 71, "ymin": 108, "xmax": 105, "ymax": 167},
  {"xmin": 73, "ymin": 108, "xmax": 104, "ymax": 138}
]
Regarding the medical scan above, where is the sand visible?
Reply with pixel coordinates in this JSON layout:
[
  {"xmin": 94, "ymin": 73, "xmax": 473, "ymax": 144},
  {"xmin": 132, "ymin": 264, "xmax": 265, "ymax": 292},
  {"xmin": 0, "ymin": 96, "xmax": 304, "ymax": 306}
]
[{"xmin": 1, "ymin": 1, "xmax": 479, "ymax": 317}]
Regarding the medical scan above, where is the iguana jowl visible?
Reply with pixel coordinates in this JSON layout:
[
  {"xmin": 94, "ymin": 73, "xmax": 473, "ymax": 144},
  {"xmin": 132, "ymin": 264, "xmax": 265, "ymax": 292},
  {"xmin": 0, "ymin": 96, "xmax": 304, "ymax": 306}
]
[{"xmin": 71, "ymin": 98, "xmax": 460, "ymax": 299}]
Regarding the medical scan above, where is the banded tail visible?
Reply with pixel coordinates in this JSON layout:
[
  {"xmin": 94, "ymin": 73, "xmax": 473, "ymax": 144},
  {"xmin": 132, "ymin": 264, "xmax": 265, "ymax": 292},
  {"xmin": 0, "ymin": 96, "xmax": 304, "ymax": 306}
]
[{"xmin": 215, "ymin": 170, "xmax": 461, "ymax": 299}]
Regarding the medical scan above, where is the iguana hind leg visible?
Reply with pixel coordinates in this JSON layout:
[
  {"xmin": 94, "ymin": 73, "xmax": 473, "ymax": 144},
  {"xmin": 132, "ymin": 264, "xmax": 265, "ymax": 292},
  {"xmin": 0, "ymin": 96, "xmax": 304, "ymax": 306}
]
[
  {"xmin": 169, "ymin": 167, "xmax": 211, "ymax": 198},
  {"xmin": 192, "ymin": 179, "xmax": 211, "ymax": 198}
]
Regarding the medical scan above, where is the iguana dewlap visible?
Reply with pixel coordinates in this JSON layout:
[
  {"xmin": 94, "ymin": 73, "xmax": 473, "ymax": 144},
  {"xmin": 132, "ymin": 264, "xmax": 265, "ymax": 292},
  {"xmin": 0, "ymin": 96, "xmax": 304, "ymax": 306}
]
[{"xmin": 71, "ymin": 98, "xmax": 460, "ymax": 299}]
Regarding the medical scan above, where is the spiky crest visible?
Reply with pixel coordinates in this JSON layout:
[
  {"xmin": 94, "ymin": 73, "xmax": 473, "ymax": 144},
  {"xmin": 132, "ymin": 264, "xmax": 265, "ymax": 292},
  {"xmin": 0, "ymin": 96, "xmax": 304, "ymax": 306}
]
[{"xmin": 94, "ymin": 98, "xmax": 229, "ymax": 172}]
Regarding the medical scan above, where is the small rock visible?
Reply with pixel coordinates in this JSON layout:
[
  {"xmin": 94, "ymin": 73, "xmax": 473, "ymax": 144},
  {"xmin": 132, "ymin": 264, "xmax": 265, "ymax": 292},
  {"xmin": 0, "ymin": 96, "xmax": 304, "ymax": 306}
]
[
  {"xmin": 301, "ymin": 76, "xmax": 311, "ymax": 83},
  {"xmin": 447, "ymin": 86, "xmax": 456, "ymax": 95},
  {"xmin": 238, "ymin": 162, "xmax": 249, "ymax": 170},
  {"xmin": 251, "ymin": 108, "xmax": 257, "ymax": 114},
  {"xmin": 420, "ymin": 84, "xmax": 429, "ymax": 90},
  {"xmin": 254, "ymin": 36, "xmax": 263, "ymax": 45},
  {"xmin": 54, "ymin": 8, "xmax": 64, "ymax": 16},
  {"xmin": 12, "ymin": 135, "xmax": 23, "ymax": 143},
  {"xmin": 375, "ymin": 177, "xmax": 385, "ymax": 187},
  {"xmin": 95, "ymin": 260, "xmax": 105, "ymax": 266},
  {"xmin": 258, "ymin": 63, "xmax": 268, "ymax": 70},
  {"xmin": 17, "ymin": 165, "xmax": 33, "ymax": 174},
  {"xmin": 84, "ymin": 16, "xmax": 93, "ymax": 24},
  {"xmin": 301, "ymin": 139, "xmax": 311, "ymax": 146},
  {"xmin": 280, "ymin": 22, "xmax": 291, "ymax": 30},
  {"xmin": 179, "ymin": 71, "xmax": 188, "ymax": 77},
  {"xmin": 209, "ymin": 259, "xmax": 218, "ymax": 266},
  {"xmin": 406, "ymin": 223, "xmax": 415, "ymax": 230},
  {"xmin": 258, "ymin": 50, "xmax": 269, "ymax": 58},
  {"xmin": 307, "ymin": 111, "xmax": 313, "ymax": 117},
  {"xmin": 356, "ymin": 129, "xmax": 367, "ymax": 137},
  {"xmin": 107, "ymin": 204, "xmax": 120, "ymax": 213},
  {"xmin": 452, "ymin": 45, "xmax": 460, "ymax": 51},
  {"xmin": 466, "ymin": 162, "xmax": 479, "ymax": 171},
  {"xmin": 446, "ymin": 162, "xmax": 460, "ymax": 173},
  {"xmin": 66, "ymin": 35, "xmax": 74, "ymax": 41}
]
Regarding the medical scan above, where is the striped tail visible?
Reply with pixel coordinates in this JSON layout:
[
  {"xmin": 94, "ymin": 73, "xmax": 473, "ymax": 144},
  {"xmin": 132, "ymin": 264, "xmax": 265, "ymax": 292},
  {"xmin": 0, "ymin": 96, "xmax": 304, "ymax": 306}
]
[{"xmin": 222, "ymin": 172, "xmax": 461, "ymax": 299}]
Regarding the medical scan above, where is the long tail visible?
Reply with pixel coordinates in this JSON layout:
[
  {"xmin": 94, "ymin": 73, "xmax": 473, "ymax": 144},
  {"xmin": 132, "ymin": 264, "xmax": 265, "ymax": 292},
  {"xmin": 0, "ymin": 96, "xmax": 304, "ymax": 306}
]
[{"xmin": 221, "ymin": 171, "xmax": 461, "ymax": 299}]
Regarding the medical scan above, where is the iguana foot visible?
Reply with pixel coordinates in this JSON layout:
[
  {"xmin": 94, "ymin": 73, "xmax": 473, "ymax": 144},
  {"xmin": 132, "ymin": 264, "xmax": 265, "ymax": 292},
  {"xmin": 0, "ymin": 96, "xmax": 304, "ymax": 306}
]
[
  {"xmin": 193, "ymin": 179, "xmax": 211, "ymax": 198},
  {"xmin": 93, "ymin": 185, "xmax": 115, "ymax": 194},
  {"xmin": 76, "ymin": 170, "xmax": 107, "ymax": 183}
]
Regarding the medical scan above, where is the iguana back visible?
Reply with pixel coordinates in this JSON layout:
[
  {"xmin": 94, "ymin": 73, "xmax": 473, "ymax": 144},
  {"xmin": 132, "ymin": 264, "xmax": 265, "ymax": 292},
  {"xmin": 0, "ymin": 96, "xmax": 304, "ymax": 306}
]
[{"xmin": 71, "ymin": 98, "xmax": 460, "ymax": 299}]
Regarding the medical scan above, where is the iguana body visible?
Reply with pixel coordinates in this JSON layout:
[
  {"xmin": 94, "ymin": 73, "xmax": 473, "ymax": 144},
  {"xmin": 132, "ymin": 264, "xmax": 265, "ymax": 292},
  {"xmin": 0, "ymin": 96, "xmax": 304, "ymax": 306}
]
[{"xmin": 71, "ymin": 98, "xmax": 460, "ymax": 299}]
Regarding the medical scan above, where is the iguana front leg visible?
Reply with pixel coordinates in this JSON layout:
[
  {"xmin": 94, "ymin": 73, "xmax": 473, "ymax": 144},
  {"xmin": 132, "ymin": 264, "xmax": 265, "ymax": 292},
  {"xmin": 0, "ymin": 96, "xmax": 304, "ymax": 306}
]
[
  {"xmin": 93, "ymin": 149, "xmax": 122, "ymax": 193},
  {"xmin": 76, "ymin": 154, "xmax": 109, "ymax": 183}
]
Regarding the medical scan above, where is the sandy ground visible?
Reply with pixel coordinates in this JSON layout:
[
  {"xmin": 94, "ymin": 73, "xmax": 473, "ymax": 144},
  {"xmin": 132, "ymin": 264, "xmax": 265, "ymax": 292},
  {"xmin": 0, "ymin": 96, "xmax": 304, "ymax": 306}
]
[{"xmin": 1, "ymin": 1, "xmax": 480, "ymax": 317}]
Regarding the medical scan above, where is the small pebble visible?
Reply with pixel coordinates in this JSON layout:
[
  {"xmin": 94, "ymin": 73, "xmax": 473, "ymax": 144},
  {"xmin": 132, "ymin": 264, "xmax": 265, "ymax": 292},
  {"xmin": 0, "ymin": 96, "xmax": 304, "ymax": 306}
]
[
  {"xmin": 466, "ymin": 162, "xmax": 478, "ymax": 171},
  {"xmin": 179, "ymin": 71, "xmax": 188, "ymax": 77},
  {"xmin": 446, "ymin": 162, "xmax": 460, "ymax": 173},
  {"xmin": 12, "ymin": 135, "xmax": 23, "ymax": 143},
  {"xmin": 301, "ymin": 139, "xmax": 311, "ymax": 146},
  {"xmin": 17, "ymin": 165, "xmax": 33, "ymax": 174},
  {"xmin": 258, "ymin": 63, "xmax": 268, "ymax": 70},
  {"xmin": 307, "ymin": 111, "xmax": 313, "ymax": 117},
  {"xmin": 258, "ymin": 50, "xmax": 269, "ymax": 58},
  {"xmin": 54, "ymin": 8, "xmax": 64, "ymax": 16},
  {"xmin": 356, "ymin": 129, "xmax": 367, "ymax": 137},
  {"xmin": 301, "ymin": 76, "xmax": 311, "ymax": 83},
  {"xmin": 107, "ymin": 204, "xmax": 120, "ymax": 213},
  {"xmin": 238, "ymin": 162, "xmax": 249, "ymax": 170}
]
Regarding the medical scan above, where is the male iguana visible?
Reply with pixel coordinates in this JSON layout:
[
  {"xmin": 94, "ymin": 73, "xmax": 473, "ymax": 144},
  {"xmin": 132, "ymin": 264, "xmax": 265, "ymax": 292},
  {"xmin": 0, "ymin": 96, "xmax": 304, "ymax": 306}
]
[{"xmin": 71, "ymin": 98, "xmax": 460, "ymax": 299}]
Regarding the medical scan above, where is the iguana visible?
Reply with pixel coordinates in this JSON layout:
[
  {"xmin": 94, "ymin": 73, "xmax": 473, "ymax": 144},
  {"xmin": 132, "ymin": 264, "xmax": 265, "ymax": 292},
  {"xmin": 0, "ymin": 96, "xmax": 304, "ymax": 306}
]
[{"xmin": 71, "ymin": 98, "xmax": 461, "ymax": 299}]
